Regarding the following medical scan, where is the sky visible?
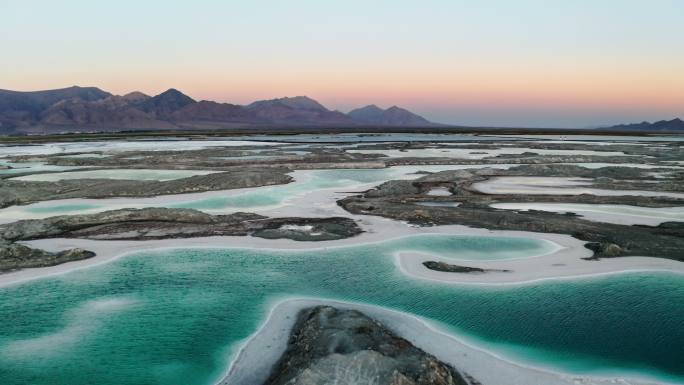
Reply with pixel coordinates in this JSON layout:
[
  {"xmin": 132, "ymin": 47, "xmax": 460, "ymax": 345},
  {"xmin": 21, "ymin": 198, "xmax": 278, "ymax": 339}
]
[{"xmin": 1, "ymin": 0, "xmax": 683, "ymax": 128}]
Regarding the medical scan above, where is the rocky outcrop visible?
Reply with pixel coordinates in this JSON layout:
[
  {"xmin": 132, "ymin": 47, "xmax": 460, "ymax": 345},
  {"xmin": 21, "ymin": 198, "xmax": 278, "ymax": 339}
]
[
  {"xmin": 507, "ymin": 164, "xmax": 649, "ymax": 179},
  {"xmin": 0, "ymin": 208, "xmax": 362, "ymax": 242},
  {"xmin": 422, "ymin": 261, "xmax": 510, "ymax": 274},
  {"xmin": 251, "ymin": 218, "xmax": 361, "ymax": 241},
  {"xmin": 0, "ymin": 208, "xmax": 363, "ymax": 271},
  {"xmin": 338, "ymin": 167, "xmax": 684, "ymax": 262},
  {"xmin": 340, "ymin": 196, "xmax": 684, "ymax": 261},
  {"xmin": 263, "ymin": 306, "xmax": 474, "ymax": 385},
  {"xmin": 0, "ymin": 241, "xmax": 94, "ymax": 272},
  {"xmin": 0, "ymin": 168, "xmax": 293, "ymax": 208}
]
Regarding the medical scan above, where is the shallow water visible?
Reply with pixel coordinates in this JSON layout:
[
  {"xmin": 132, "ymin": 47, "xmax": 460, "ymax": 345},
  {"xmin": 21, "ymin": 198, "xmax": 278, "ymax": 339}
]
[
  {"xmin": 0, "ymin": 165, "xmax": 497, "ymax": 221},
  {"xmin": 169, "ymin": 166, "xmax": 459, "ymax": 211},
  {"xmin": 11, "ymin": 169, "xmax": 219, "ymax": 182},
  {"xmin": 348, "ymin": 147, "xmax": 632, "ymax": 159},
  {"xmin": 491, "ymin": 203, "xmax": 684, "ymax": 226},
  {"xmin": 56, "ymin": 153, "xmax": 111, "ymax": 158},
  {"xmin": 238, "ymin": 133, "xmax": 512, "ymax": 142},
  {"xmin": 473, "ymin": 176, "xmax": 684, "ymax": 198},
  {"xmin": 0, "ymin": 160, "xmax": 84, "ymax": 175},
  {"xmin": 416, "ymin": 201, "xmax": 461, "ymax": 208},
  {"xmin": 485, "ymin": 134, "xmax": 684, "ymax": 142},
  {"xmin": 0, "ymin": 140, "xmax": 283, "ymax": 157},
  {"xmin": 0, "ymin": 234, "xmax": 681, "ymax": 385},
  {"xmin": 562, "ymin": 162, "xmax": 684, "ymax": 169}
]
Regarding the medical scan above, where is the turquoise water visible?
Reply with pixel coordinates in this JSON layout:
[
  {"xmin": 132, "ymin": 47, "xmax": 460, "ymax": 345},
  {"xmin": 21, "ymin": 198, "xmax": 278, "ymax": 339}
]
[
  {"xmin": 169, "ymin": 169, "xmax": 394, "ymax": 210},
  {"xmin": 3, "ymin": 167, "xmax": 444, "ymax": 217},
  {"xmin": 0, "ymin": 234, "xmax": 682, "ymax": 385},
  {"xmin": 57, "ymin": 153, "xmax": 111, "ymax": 158},
  {"xmin": 0, "ymin": 160, "xmax": 81, "ymax": 175},
  {"xmin": 26, "ymin": 203, "xmax": 104, "ymax": 214},
  {"xmin": 238, "ymin": 133, "xmax": 513, "ymax": 142},
  {"xmin": 167, "ymin": 167, "xmax": 445, "ymax": 211},
  {"xmin": 12, "ymin": 169, "xmax": 218, "ymax": 182},
  {"xmin": 214, "ymin": 150, "xmax": 309, "ymax": 160}
]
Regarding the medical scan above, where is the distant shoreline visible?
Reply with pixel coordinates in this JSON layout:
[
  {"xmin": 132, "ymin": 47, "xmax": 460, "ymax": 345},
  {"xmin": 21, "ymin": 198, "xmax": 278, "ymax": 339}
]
[{"xmin": 2, "ymin": 127, "xmax": 684, "ymax": 144}]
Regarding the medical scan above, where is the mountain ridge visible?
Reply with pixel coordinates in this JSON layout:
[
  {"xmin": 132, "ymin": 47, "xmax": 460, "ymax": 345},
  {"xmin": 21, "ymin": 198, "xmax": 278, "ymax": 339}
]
[
  {"xmin": 606, "ymin": 118, "xmax": 684, "ymax": 131},
  {"xmin": 0, "ymin": 87, "xmax": 439, "ymax": 134},
  {"xmin": 348, "ymin": 104, "xmax": 435, "ymax": 126}
]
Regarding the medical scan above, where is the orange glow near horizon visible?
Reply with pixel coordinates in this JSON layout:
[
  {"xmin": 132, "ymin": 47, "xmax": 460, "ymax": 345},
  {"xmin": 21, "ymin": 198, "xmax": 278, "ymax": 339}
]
[
  {"xmin": 2, "ymin": 0, "xmax": 683, "ymax": 127},
  {"xmin": 4, "ymin": 60, "xmax": 683, "ymax": 120}
]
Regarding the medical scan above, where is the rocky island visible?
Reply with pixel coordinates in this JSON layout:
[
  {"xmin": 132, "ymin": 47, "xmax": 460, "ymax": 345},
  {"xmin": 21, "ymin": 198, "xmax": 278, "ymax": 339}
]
[{"xmin": 262, "ymin": 306, "xmax": 475, "ymax": 385}]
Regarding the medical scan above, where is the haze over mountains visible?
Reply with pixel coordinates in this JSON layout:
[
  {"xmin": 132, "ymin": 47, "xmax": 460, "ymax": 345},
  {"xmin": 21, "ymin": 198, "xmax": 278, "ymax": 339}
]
[
  {"xmin": 0, "ymin": 86, "xmax": 439, "ymax": 134},
  {"xmin": 1, "ymin": 86, "xmax": 682, "ymax": 134},
  {"xmin": 606, "ymin": 118, "xmax": 684, "ymax": 132}
]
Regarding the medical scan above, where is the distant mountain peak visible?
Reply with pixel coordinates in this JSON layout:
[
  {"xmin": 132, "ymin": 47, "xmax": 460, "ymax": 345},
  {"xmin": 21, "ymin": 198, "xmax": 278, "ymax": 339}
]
[
  {"xmin": 607, "ymin": 118, "xmax": 684, "ymax": 131},
  {"xmin": 247, "ymin": 95, "xmax": 329, "ymax": 112},
  {"xmin": 0, "ymin": 85, "xmax": 442, "ymax": 133},
  {"xmin": 124, "ymin": 91, "xmax": 149, "ymax": 97},
  {"xmin": 245, "ymin": 95, "xmax": 354, "ymax": 125},
  {"xmin": 348, "ymin": 104, "xmax": 435, "ymax": 126},
  {"xmin": 121, "ymin": 91, "xmax": 150, "ymax": 102},
  {"xmin": 355, "ymin": 104, "xmax": 384, "ymax": 113},
  {"xmin": 139, "ymin": 89, "xmax": 196, "ymax": 116},
  {"xmin": 157, "ymin": 88, "xmax": 193, "ymax": 100}
]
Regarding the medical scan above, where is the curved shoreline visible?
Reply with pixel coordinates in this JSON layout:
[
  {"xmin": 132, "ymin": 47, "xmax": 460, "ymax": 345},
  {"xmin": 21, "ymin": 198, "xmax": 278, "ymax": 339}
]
[
  {"xmin": 1, "ymin": 141, "xmax": 683, "ymax": 385},
  {"xmin": 4, "ymin": 215, "xmax": 684, "ymax": 288},
  {"xmin": 220, "ymin": 297, "xmax": 680, "ymax": 385},
  {"xmin": 2, "ymin": 221, "xmax": 682, "ymax": 384},
  {"xmin": 490, "ymin": 202, "xmax": 684, "ymax": 226}
]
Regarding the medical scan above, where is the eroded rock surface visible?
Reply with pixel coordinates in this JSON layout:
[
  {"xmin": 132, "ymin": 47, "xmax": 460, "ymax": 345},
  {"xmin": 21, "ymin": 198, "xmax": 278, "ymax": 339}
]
[
  {"xmin": 263, "ymin": 306, "xmax": 474, "ymax": 385},
  {"xmin": 0, "ymin": 168, "xmax": 292, "ymax": 208},
  {"xmin": 0, "ymin": 208, "xmax": 362, "ymax": 271},
  {"xmin": 0, "ymin": 241, "xmax": 94, "ymax": 272},
  {"xmin": 423, "ymin": 261, "xmax": 510, "ymax": 274},
  {"xmin": 339, "ymin": 167, "xmax": 684, "ymax": 261}
]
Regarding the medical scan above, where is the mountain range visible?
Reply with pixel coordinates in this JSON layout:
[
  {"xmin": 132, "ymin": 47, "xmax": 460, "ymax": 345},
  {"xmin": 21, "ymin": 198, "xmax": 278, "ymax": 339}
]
[
  {"xmin": 0, "ymin": 86, "xmax": 440, "ymax": 134},
  {"xmin": 606, "ymin": 118, "xmax": 684, "ymax": 131}
]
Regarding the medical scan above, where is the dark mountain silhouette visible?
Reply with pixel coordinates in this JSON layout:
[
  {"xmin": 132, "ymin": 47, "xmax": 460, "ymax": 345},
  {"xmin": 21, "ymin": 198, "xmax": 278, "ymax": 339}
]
[
  {"xmin": 138, "ymin": 88, "xmax": 196, "ymax": 117},
  {"xmin": 171, "ymin": 101, "xmax": 254, "ymax": 123},
  {"xmin": 247, "ymin": 96, "xmax": 328, "ymax": 112},
  {"xmin": 607, "ymin": 118, "xmax": 684, "ymax": 131},
  {"xmin": 246, "ymin": 96, "xmax": 354, "ymax": 125},
  {"xmin": 0, "ymin": 86, "xmax": 439, "ymax": 134},
  {"xmin": 349, "ymin": 104, "xmax": 436, "ymax": 126},
  {"xmin": 0, "ymin": 86, "xmax": 111, "ymax": 129},
  {"xmin": 347, "ymin": 105, "xmax": 385, "ymax": 122}
]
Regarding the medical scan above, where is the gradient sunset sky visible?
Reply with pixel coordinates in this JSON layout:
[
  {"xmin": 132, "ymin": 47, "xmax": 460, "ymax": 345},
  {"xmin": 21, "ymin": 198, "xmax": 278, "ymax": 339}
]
[{"xmin": 2, "ymin": 0, "xmax": 683, "ymax": 127}]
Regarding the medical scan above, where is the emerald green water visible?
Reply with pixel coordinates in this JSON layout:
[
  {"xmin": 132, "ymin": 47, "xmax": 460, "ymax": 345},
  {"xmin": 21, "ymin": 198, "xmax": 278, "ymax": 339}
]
[
  {"xmin": 0, "ymin": 234, "xmax": 682, "ymax": 385},
  {"xmin": 170, "ymin": 169, "xmax": 399, "ymax": 211},
  {"xmin": 0, "ymin": 160, "xmax": 80, "ymax": 175},
  {"xmin": 26, "ymin": 203, "xmax": 103, "ymax": 214},
  {"xmin": 8, "ymin": 166, "xmax": 455, "ymax": 217}
]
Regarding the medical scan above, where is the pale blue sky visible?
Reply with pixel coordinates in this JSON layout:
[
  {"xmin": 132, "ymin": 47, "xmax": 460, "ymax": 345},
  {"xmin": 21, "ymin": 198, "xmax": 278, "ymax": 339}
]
[{"xmin": 2, "ymin": 0, "xmax": 683, "ymax": 127}]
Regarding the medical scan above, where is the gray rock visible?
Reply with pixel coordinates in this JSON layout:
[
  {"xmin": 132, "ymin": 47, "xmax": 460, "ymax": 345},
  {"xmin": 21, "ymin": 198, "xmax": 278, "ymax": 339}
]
[
  {"xmin": 338, "ymin": 165, "xmax": 684, "ymax": 262},
  {"xmin": 422, "ymin": 261, "xmax": 510, "ymax": 274},
  {"xmin": 0, "ymin": 208, "xmax": 363, "ymax": 271},
  {"xmin": 0, "ymin": 242, "xmax": 94, "ymax": 272},
  {"xmin": 263, "ymin": 306, "xmax": 472, "ymax": 385},
  {"xmin": 0, "ymin": 168, "xmax": 293, "ymax": 208}
]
